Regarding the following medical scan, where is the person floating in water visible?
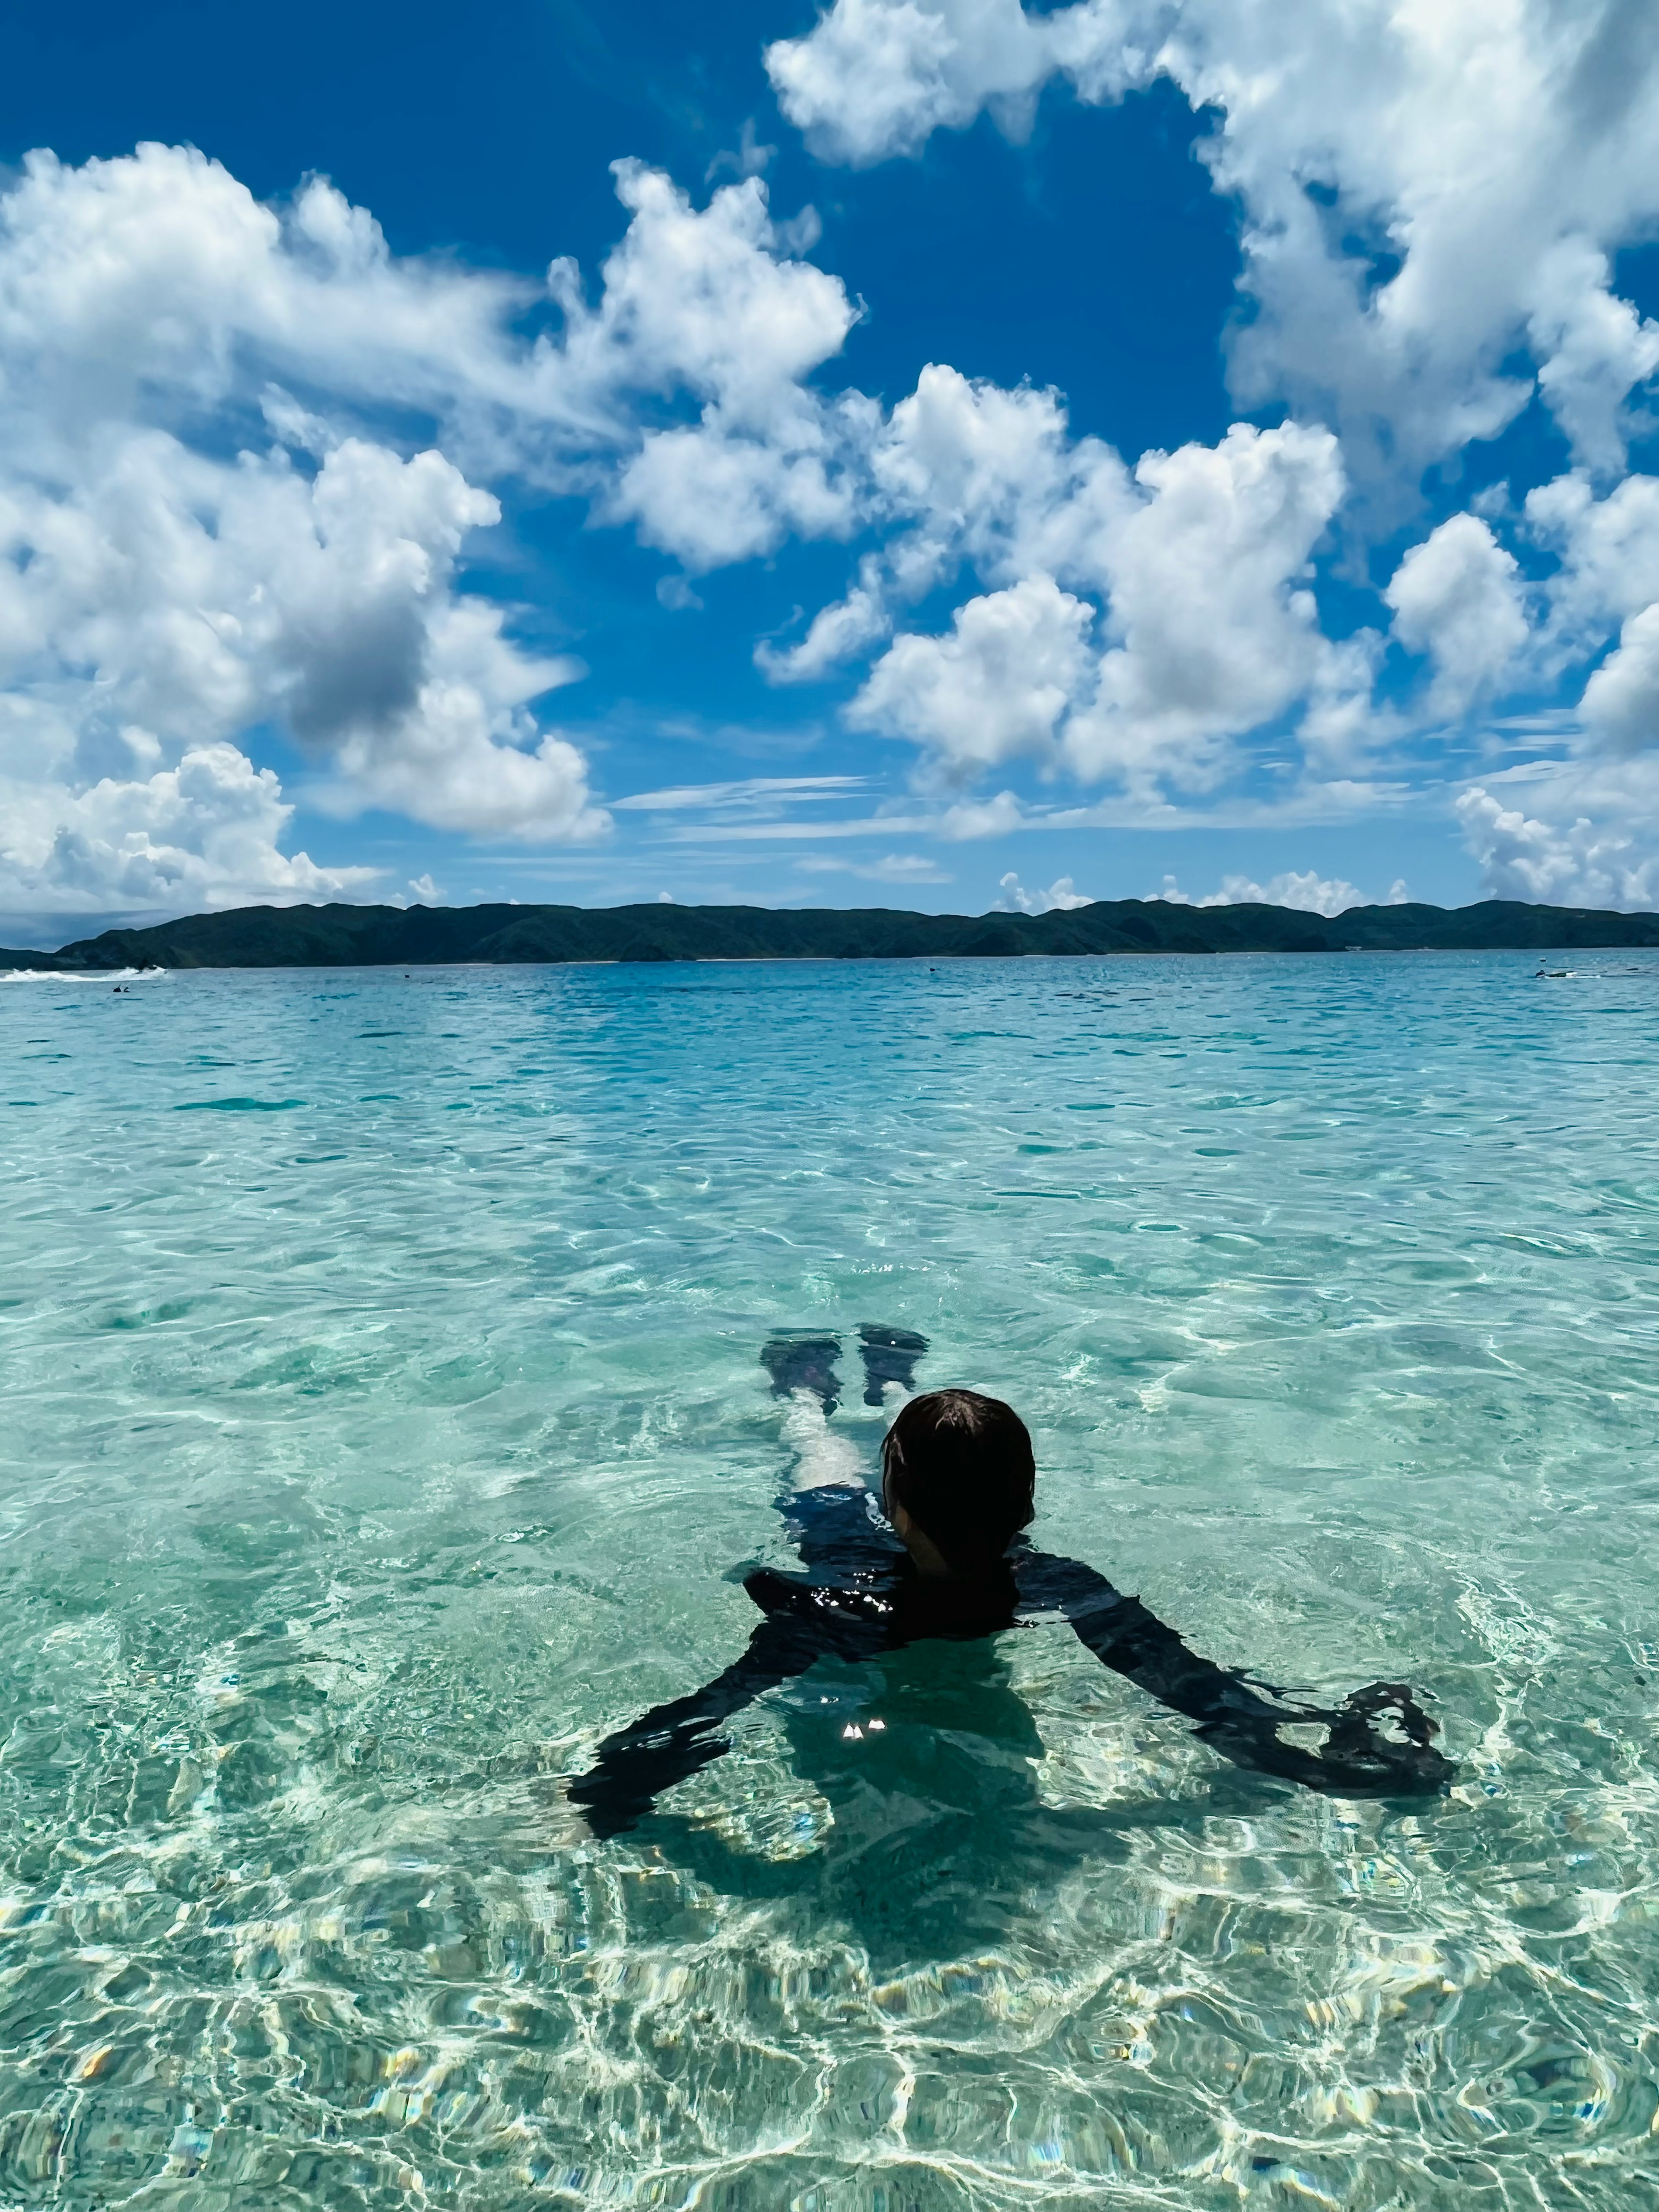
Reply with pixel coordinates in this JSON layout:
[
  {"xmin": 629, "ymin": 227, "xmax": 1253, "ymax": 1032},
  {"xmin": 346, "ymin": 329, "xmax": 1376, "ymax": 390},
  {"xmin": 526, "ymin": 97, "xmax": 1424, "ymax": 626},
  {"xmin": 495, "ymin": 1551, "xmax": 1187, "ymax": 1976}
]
[{"xmin": 569, "ymin": 1330, "xmax": 1452, "ymax": 1837}]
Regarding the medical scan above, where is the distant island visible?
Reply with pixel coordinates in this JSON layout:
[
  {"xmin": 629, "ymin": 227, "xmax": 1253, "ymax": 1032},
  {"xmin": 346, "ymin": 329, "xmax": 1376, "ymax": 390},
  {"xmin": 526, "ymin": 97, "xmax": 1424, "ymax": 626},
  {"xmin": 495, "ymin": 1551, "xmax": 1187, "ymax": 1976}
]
[{"xmin": 6, "ymin": 896, "xmax": 1659, "ymax": 971}]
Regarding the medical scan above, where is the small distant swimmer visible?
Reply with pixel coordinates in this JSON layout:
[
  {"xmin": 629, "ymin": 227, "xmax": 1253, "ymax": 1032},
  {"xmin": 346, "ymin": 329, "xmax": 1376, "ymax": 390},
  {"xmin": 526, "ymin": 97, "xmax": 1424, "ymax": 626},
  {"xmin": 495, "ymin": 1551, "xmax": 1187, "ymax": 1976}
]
[{"xmin": 569, "ymin": 1335, "xmax": 1454, "ymax": 1837}]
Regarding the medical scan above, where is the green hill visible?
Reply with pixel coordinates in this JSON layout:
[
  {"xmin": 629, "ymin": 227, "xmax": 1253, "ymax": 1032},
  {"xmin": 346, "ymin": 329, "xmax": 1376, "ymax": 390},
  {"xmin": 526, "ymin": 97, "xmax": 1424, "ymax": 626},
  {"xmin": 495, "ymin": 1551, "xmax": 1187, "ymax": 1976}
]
[{"xmin": 6, "ymin": 895, "xmax": 1659, "ymax": 972}]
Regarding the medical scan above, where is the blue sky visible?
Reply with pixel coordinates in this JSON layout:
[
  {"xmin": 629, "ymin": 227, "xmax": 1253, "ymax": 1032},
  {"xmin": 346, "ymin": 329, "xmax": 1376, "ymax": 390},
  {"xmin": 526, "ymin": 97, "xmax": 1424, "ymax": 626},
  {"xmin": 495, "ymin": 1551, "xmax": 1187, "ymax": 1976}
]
[{"xmin": 3, "ymin": 0, "xmax": 1659, "ymax": 936}]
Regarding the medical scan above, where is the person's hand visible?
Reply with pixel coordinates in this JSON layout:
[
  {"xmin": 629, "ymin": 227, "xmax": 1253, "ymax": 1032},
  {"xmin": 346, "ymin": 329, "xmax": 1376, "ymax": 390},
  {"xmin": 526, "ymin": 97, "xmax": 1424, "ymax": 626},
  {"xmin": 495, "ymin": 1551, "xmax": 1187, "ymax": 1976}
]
[{"xmin": 1317, "ymin": 1680, "xmax": 1455, "ymax": 1794}]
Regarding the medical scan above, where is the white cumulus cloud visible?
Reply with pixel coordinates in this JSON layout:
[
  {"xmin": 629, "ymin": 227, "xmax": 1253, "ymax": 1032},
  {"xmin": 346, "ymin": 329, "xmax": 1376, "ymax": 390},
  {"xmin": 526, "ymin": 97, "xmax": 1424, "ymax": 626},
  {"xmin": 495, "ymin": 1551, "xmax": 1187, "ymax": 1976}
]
[
  {"xmin": 580, "ymin": 162, "xmax": 866, "ymax": 568},
  {"xmin": 849, "ymin": 573, "xmax": 1095, "ymax": 780},
  {"xmin": 766, "ymin": 0, "xmax": 1145, "ymax": 165},
  {"xmin": 1457, "ymin": 784, "xmax": 1659, "ymax": 906},
  {"xmin": 823, "ymin": 410, "xmax": 1353, "ymax": 797},
  {"xmin": 1526, "ymin": 469, "xmax": 1659, "ymax": 643},
  {"xmin": 1065, "ymin": 422, "xmax": 1349, "ymax": 790},
  {"xmin": 0, "ymin": 743, "xmax": 376, "ymax": 917},
  {"xmin": 1385, "ymin": 513, "xmax": 1529, "ymax": 716},
  {"xmin": 997, "ymin": 870, "xmax": 1093, "ymax": 912},
  {"xmin": 767, "ymin": 0, "xmax": 1659, "ymax": 488},
  {"xmin": 1155, "ymin": 868, "xmax": 1379, "ymax": 916},
  {"xmin": 1579, "ymin": 603, "xmax": 1659, "ymax": 753},
  {"xmin": 0, "ymin": 143, "xmax": 883, "ymax": 912}
]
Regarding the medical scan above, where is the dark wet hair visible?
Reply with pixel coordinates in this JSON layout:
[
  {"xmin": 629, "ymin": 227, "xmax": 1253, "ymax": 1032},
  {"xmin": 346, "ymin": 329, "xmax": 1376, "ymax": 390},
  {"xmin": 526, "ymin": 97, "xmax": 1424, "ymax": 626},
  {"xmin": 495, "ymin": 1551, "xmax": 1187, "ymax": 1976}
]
[{"xmin": 880, "ymin": 1389, "xmax": 1036, "ymax": 1570}]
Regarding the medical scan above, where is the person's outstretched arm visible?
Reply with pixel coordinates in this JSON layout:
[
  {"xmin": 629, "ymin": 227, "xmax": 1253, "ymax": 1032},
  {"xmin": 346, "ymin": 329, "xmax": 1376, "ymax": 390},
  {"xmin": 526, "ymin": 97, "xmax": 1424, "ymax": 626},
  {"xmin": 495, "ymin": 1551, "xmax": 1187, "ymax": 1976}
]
[
  {"xmin": 1024, "ymin": 1556, "xmax": 1453, "ymax": 1797},
  {"xmin": 566, "ymin": 1612, "xmax": 817, "ymax": 1838},
  {"xmin": 566, "ymin": 1576, "xmax": 890, "ymax": 1837}
]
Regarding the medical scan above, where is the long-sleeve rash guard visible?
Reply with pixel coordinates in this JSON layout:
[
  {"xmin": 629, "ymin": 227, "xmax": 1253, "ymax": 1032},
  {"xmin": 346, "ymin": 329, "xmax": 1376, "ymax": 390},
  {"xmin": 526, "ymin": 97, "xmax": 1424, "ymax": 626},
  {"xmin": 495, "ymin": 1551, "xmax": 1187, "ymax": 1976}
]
[{"xmin": 569, "ymin": 1483, "xmax": 1452, "ymax": 1837}]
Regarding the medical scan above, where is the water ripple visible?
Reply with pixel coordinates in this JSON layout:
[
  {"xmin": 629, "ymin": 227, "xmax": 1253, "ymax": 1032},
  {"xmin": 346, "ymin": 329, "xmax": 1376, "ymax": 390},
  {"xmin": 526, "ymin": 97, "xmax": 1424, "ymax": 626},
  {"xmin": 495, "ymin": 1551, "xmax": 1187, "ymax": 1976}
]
[{"xmin": 3, "ymin": 953, "xmax": 1659, "ymax": 2206}]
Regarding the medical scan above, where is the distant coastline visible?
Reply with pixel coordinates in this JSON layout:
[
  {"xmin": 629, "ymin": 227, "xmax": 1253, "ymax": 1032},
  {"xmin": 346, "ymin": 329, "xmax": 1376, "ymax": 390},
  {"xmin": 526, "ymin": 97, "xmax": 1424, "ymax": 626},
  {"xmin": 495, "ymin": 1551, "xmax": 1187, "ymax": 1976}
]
[
  {"xmin": 12, "ymin": 896, "xmax": 1659, "ymax": 970},
  {"xmin": 8, "ymin": 896, "xmax": 1659, "ymax": 972}
]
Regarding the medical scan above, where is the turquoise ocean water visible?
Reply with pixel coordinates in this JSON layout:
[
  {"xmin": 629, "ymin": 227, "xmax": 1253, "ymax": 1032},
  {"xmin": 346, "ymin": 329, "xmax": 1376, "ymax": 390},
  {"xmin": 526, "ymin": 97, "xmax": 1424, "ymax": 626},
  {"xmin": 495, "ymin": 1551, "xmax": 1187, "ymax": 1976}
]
[{"xmin": 3, "ymin": 952, "xmax": 1659, "ymax": 2209}]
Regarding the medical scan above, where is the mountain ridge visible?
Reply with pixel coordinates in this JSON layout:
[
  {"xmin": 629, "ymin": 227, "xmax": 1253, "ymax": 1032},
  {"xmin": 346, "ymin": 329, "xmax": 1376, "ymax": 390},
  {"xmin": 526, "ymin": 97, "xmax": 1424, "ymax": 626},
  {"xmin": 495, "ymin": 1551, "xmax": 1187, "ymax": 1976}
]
[{"xmin": 7, "ymin": 896, "xmax": 1659, "ymax": 971}]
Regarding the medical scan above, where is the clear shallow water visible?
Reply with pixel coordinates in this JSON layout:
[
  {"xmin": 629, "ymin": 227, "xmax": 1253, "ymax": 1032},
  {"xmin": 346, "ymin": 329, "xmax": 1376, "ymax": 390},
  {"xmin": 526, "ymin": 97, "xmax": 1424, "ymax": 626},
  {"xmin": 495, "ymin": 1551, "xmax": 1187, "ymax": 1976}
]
[{"xmin": 3, "ymin": 952, "xmax": 1659, "ymax": 2209}]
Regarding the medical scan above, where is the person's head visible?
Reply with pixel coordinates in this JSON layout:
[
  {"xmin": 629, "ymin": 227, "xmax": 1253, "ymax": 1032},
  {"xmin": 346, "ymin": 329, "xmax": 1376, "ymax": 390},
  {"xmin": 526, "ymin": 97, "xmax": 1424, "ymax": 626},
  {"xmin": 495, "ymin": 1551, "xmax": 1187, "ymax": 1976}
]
[{"xmin": 880, "ymin": 1389, "xmax": 1036, "ymax": 1576}]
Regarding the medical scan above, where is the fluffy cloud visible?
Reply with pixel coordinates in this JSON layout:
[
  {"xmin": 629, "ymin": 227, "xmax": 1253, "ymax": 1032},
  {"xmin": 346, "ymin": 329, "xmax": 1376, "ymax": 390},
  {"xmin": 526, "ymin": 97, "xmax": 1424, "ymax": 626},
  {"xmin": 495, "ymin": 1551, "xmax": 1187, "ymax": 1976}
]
[
  {"xmin": 1457, "ymin": 784, "xmax": 1659, "ymax": 906},
  {"xmin": 767, "ymin": 0, "xmax": 1659, "ymax": 487},
  {"xmin": 938, "ymin": 788, "xmax": 1026, "ymax": 839},
  {"xmin": 872, "ymin": 366, "xmax": 1125, "ymax": 613},
  {"xmin": 0, "ymin": 146, "xmax": 522, "ymax": 435},
  {"xmin": 1155, "ymin": 868, "xmax": 1393, "ymax": 916},
  {"xmin": 0, "ymin": 143, "xmax": 876, "ymax": 911},
  {"xmin": 0, "ymin": 744, "xmax": 375, "ymax": 916},
  {"xmin": 556, "ymin": 162, "xmax": 852, "ymax": 431},
  {"xmin": 1529, "ymin": 238, "xmax": 1659, "ymax": 481},
  {"xmin": 0, "ymin": 426, "xmax": 603, "ymax": 884},
  {"xmin": 1579, "ymin": 603, "xmax": 1659, "ymax": 752},
  {"xmin": 1507, "ymin": 471, "xmax": 1659, "ymax": 865},
  {"xmin": 760, "ymin": 367, "xmax": 1118, "ymax": 683},
  {"xmin": 1526, "ymin": 470, "xmax": 1659, "ymax": 638},
  {"xmin": 826, "ymin": 407, "xmax": 1351, "ymax": 794},
  {"xmin": 1064, "ymin": 423, "xmax": 1348, "ymax": 789},
  {"xmin": 850, "ymin": 574, "xmax": 1095, "ymax": 779},
  {"xmin": 766, "ymin": 0, "xmax": 1144, "ymax": 165},
  {"xmin": 1385, "ymin": 514, "xmax": 1529, "ymax": 715},
  {"xmin": 0, "ymin": 143, "xmax": 855, "ymax": 491},
  {"xmin": 997, "ymin": 870, "xmax": 1092, "ymax": 912},
  {"xmin": 1524, "ymin": 469, "xmax": 1659, "ymax": 732},
  {"xmin": 576, "ymin": 162, "xmax": 865, "ymax": 567}
]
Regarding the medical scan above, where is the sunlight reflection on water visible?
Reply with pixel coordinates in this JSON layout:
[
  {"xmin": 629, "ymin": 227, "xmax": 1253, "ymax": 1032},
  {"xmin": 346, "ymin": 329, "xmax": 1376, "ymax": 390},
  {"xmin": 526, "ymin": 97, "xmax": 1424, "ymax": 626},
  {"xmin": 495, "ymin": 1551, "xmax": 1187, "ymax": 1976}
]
[{"xmin": 3, "ymin": 952, "xmax": 1659, "ymax": 2207}]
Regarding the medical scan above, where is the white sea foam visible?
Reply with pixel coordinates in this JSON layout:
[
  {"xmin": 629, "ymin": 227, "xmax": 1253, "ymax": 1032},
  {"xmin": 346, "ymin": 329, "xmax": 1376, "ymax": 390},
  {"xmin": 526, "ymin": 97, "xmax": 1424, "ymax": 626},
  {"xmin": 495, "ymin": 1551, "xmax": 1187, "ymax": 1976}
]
[{"xmin": 1, "ymin": 964, "xmax": 167, "ymax": 983}]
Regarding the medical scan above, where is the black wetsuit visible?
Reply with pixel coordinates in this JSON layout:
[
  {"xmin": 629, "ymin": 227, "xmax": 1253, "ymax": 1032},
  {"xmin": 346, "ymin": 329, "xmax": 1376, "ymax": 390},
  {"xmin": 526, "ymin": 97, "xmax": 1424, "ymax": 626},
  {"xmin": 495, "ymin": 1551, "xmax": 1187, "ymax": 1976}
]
[{"xmin": 569, "ymin": 1482, "xmax": 1452, "ymax": 1836}]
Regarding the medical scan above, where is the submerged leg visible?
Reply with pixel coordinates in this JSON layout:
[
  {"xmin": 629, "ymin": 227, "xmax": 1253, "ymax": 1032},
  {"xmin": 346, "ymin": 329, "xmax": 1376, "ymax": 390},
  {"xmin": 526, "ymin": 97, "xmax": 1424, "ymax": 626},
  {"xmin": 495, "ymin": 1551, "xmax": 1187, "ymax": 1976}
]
[
  {"xmin": 858, "ymin": 1323, "xmax": 930, "ymax": 1406},
  {"xmin": 760, "ymin": 1331, "xmax": 844, "ymax": 1415}
]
